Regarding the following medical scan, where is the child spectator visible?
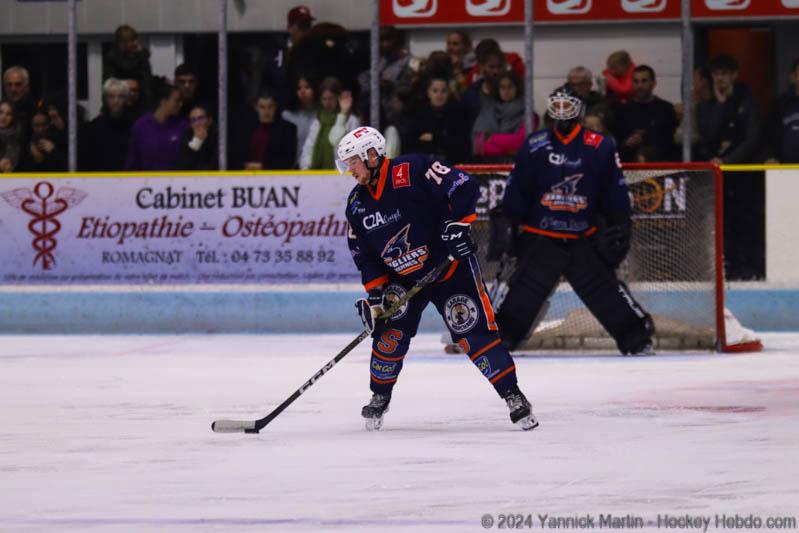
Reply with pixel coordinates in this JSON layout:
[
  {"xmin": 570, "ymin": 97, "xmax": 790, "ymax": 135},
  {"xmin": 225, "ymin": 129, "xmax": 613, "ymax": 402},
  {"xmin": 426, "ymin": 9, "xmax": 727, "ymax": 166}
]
[
  {"xmin": 178, "ymin": 105, "xmax": 219, "ymax": 170},
  {"xmin": 244, "ymin": 92, "xmax": 296, "ymax": 170},
  {"xmin": 0, "ymin": 100, "xmax": 21, "ymax": 172},
  {"xmin": 472, "ymin": 72, "xmax": 533, "ymax": 161},
  {"xmin": 300, "ymin": 77, "xmax": 359, "ymax": 170},
  {"xmin": 79, "ymin": 78, "xmax": 133, "ymax": 171},
  {"xmin": 125, "ymin": 85, "xmax": 188, "ymax": 170},
  {"xmin": 282, "ymin": 76, "xmax": 317, "ymax": 167},
  {"xmin": 405, "ymin": 76, "xmax": 469, "ymax": 163},
  {"xmin": 22, "ymin": 109, "xmax": 67, "ymax": 171}
]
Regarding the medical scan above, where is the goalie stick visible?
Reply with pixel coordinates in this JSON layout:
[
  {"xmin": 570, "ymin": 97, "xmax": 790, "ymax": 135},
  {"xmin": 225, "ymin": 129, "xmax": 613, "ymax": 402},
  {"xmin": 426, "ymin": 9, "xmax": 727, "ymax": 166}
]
[{"xmin": 211, "ymin": 257, "xmax": 453, "ymax": 434}]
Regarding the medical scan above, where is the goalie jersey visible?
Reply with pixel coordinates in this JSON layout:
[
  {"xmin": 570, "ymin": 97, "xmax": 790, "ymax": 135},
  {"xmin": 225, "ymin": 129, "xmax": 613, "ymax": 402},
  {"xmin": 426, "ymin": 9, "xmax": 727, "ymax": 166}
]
[
  {"xmin": 503, "ymin": 126, "xmax": 631, "ymax": 238},
  {"xmin": 345, "ymin": 154, "xmax": 478, "ymax": 290}
]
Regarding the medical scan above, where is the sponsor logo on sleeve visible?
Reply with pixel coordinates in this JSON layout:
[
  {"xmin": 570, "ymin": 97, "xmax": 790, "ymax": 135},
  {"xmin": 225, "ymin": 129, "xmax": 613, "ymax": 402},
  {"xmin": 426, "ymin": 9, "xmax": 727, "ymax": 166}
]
[
  {"xmin": 546, "ymin": 0, "xmax": 592, "ymax": 14},
  {"xmin": 583, "ymin": 129, "xmax": 603, "ymax": 148},
  {"xmin": 622, "ymin": 0, "xmax": 667, "ymax": 13},
  {"xmin": 704, "ymin": 0, "xmax": 750, "ymax": 10},
  {"xmin": 392, "ymin": 162, "xmax": 411, "ymax": 189},
  {"xmin": 466, "ymin": 0, "xmax": 512, "ymax": 16},
  {"xmin": 392, "ymin": 0, "xmax": 438, "ymax": 17}
]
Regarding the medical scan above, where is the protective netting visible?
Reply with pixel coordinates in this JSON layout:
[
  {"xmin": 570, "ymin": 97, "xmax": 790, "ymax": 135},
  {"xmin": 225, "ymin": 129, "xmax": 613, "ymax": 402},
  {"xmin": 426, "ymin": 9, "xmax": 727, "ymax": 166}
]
[{"xmin": 468, "ymin": 166, "xmax": 723, "ymax": 351}]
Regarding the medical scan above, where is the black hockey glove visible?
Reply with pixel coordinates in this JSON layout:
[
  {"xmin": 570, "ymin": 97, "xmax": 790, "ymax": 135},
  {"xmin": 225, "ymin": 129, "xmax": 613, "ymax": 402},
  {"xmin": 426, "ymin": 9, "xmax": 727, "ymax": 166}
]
[
  {"xmin": 441, "ymin": 220, "xmax": 477, "ymax": 259},
  {"xmin": 594, "ymin": 223, "xmax": 631, "ymax": 268},
  {"xmin": 356, "ymin": 288, "xmax": 385, "ymax": 335},
  {"xmin": 487, "ymin": 206, "xmax": 516, "ymax": 260}
]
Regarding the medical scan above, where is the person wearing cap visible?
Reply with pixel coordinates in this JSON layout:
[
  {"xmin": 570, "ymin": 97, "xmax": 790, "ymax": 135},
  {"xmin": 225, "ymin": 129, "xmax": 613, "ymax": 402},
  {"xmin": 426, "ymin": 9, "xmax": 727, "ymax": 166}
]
[{"xmin": 287, "ymin": 6, "xmax": 314, "ymax": 48}]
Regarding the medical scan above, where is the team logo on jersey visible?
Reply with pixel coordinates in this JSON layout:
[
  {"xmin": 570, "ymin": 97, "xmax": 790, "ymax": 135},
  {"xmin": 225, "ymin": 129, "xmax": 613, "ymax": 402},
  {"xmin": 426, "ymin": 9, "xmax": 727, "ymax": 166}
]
[
  {"xmin": 622, "ymin": 0, "xmax": 667, "ymax": 13},
  {"xmin": 381, "ymin": 224, "xmax": 429, "ymax": 275},
  {"xmin": 445, "ymin": 294, "xmax": 479, "ymax": 334},
  {"xmin": 363, "ymin": 208, "xmax": 402, "ymax": 231},
  {"xmin": 546, "ymin": 0, "xmax": 591, "ymax": 15},
  {"xmin": 541, "ymin": 174, "xmax": 588, "ymax": 213},
  {"xmin": 383, "ymin": 284, "xmax": 409, "ymax": 320},
  {"xmin": 466, "ymin": 0, "xmax": 512, "ymax": 17}
]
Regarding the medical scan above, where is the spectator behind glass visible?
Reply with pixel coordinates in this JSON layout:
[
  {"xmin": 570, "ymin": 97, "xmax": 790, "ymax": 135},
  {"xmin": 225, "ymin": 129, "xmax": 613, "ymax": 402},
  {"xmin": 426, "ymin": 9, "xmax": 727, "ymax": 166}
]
[
  {"xmin": 22, "ymin": 109, "xmax": 67, "ymax": 172},
  {"xmin": 567, "ymin": 66, "xmax": 606, "ymax": 117},
  {"xmin": 104, "ymin": 25, "xmax": 153, "ymax": 109},
  {"xmin": 358, "ymin": 26, "xmax": 415, "ymax": 122},
  {"xmin": 282, "ymin": 76, "xmax": 317, "ymax": 167},
  {"xmin": 462, "ymin": 47, "xmax": 506, "ymax": 132},
  {"xmin": 696, "ymin": 54, "xmax": 759, "ymax": 164},
  {"xmin": 174, "ymin": 64, "xmax": 202, "ymax": 118},
  {"xmin": 611, "ymin": 65, "xmax": 678, "ymax": 162},
  {"xmin": 3, "ymin": 66, "xmax": 36, "ymax": 145},
  {"xmin": 602, "ymin": 50, "xmax": 635, "ymax": 107},
  {"xmin": 473, "ymin": 72, "xmax": 534, "ymax": 161},
  {"xmin": 447, "ymin": 30, "xmax": 475, "ymax": 98},
  {"xmin": 79, "ymin": 78, "xmax": 133, "ymax": 171},
  {"xmin": 124, "ymin": 78, "xmax": 144, "ymax": 119},
  {"xmin": 300, "ymin": 77, "xmax": 360, "ymax": 170},
  {"xmin": 125, "ymin": 85, "xmax": 188, "ymax": 170},
  {"xmin": 764, "ymin": 57, "xmax": 799, "ymax": 163},
  {"xmin": 244, "ymin": 93, "xmax": 297, "ymax": 170},
  {"xmin": 405, "ymin": 76, "xmax": 469, "ymax": 163},
  {"xmin": 0, "ymin": 101, "xmax": 21, "ymax": 172},
  {"xmin": 674, "ymin": 66, "xmax": 713, "ymax": 161},
  {"xmin": 177, "ymin": 105, "xmax": 219, "ymax": 170}
]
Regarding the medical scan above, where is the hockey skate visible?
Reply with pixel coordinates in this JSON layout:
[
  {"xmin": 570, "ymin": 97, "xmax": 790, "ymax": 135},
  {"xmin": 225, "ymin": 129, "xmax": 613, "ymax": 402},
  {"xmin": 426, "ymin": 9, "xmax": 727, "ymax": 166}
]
[
  {"xmin": 502, "ymin": 385, "xmax": 539, "ymax": 431},
  {"xmin": 361, "ymin": 392, "xmax": 391, "ymax": 431},
  {"xmin": 624, "ymin": 342, "xmax": 655, "ymax": 357}
]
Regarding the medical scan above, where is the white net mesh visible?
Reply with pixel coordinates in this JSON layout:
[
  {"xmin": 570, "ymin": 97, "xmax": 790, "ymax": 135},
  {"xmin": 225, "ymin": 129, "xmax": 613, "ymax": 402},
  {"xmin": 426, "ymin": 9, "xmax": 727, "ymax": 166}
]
[{"xmin": 470, "ymin": 166, "xmax": 721, "ymax": 351}]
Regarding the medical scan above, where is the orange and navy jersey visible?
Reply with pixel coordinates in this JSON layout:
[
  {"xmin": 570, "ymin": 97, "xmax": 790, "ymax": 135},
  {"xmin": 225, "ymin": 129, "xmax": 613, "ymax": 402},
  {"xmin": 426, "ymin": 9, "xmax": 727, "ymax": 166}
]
[
  {"xmin": 503, "ymin": 126, "xmax": 631, "ymax": 238},
  {"xmin": 345, "ymin": 154, "xmax": 479, "ymax": 291}
]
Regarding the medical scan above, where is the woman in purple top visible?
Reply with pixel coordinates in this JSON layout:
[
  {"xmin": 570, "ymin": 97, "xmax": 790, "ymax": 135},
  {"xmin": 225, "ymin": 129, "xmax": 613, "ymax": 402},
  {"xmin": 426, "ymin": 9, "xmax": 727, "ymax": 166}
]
[{"xmin": 125, "ymin": 85, "xmax": 189, "ymax": 170}]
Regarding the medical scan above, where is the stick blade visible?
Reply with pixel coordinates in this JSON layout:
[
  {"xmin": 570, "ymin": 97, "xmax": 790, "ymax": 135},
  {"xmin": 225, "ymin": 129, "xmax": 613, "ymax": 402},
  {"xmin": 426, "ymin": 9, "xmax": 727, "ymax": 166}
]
[{"xmin": 211, "ymin": 419, "xmax": 258, "ymax": 433}]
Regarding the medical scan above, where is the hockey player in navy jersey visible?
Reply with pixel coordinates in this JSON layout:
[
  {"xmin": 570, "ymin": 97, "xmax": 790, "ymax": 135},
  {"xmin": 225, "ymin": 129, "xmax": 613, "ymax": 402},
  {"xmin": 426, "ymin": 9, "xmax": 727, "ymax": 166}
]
[
  {"xmin": 494, "ymin": 85, "xmax": 654, "ymax": 355},
  {"xmin": 337, "ymin": 126, "xmax": 537, "ymax": 431}
]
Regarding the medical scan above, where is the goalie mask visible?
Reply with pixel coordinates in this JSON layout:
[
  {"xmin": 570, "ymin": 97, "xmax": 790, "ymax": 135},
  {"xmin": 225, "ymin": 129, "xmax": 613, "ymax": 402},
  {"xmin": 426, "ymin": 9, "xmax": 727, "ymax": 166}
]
[
  {"xmin": 547, "ymin": 85, "xmax": 583, "ymax": 136},
  {"xmin": 335, "ymin": 126, "xmax": 386, "ymax": 175}
]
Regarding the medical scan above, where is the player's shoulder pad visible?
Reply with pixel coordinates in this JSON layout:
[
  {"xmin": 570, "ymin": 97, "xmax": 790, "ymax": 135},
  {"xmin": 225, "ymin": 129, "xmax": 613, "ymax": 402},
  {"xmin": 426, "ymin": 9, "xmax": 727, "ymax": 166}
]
[
  {"xmin": 524, "ymin": 128, "xmax": 552, "ymax": 154},
  {"xmin": 582, "ymin": 127, "xmax": 615, "ymax": 151},
  {"xmin": 346, "ymin": 186, "xmax": 367, "ymax": 219}
]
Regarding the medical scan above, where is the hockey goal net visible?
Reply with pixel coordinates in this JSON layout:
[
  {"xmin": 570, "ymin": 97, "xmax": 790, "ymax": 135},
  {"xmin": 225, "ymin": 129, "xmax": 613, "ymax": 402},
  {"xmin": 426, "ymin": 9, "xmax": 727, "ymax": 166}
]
[{"xmin": 459, "ymin": 163, "xmax": 762, "ymax": 353}]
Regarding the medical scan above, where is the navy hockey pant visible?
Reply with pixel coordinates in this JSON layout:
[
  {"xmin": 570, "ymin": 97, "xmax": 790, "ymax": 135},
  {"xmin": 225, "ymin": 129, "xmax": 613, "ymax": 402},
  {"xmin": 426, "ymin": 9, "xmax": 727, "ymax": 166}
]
[{"xmin": 369, "ymin": 256, "xmax": 518, "ymax": 397}]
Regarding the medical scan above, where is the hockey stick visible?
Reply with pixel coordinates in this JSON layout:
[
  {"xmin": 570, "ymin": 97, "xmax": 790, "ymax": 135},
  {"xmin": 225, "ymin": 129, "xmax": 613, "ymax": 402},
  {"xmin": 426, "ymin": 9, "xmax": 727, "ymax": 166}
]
[{"xmin": 211, "ymin": 257, "xmax": 453, "ymax": 434}]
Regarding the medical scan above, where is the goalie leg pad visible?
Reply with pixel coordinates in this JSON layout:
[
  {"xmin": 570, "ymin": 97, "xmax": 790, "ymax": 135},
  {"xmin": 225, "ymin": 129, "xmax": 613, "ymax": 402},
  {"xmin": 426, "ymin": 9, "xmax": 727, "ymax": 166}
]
[
  {"xmin": 564, "ymin": 241, "xmax": 654, "ymax": 355},
  {"xmin": 496, "ymin": 235, "xmax": 569, "ymax": 350}
]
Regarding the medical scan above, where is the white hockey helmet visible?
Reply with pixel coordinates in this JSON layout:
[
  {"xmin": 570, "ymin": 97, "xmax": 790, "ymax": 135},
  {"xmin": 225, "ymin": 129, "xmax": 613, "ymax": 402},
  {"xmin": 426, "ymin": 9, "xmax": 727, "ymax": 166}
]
[{"xmin": 335, "ymin": 126, "xmax": 386, "ymax": 174}]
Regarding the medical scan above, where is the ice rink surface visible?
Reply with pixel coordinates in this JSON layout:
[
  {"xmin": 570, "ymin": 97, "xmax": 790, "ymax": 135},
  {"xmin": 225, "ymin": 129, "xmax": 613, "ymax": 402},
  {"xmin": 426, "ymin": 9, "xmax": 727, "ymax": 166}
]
[{"xmin": 1, "ymin": 333, "xmax": 798, "ymax": 532}]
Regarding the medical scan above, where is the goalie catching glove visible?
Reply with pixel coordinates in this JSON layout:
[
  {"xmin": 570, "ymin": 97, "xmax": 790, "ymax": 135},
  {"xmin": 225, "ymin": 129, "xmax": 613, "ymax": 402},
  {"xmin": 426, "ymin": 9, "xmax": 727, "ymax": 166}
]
[
  {"xmin": 441, "ymin": 220, "xmax": 477, "ymax": 259},
  {"xmin": 593, "ymin": 222, "xmax": 631, "ymax": 268},
  {"xmin": 356, "ymin": 288, "xmax": 385, "ymax": 335}
]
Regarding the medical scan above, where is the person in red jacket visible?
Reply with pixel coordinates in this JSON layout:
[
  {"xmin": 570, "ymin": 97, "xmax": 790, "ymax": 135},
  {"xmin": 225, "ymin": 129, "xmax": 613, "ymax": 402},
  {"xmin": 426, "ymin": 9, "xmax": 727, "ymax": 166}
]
[{"xmin": 602, "ymin": 50, "xmax": 635, "ymax": 107}]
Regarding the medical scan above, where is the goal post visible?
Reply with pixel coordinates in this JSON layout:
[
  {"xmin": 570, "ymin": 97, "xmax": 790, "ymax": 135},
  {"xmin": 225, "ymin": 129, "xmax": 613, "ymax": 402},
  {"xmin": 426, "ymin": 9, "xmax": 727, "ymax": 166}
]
[{"xmin": 457, "ymin": 162, "xmax": 762, "ymax": 353}]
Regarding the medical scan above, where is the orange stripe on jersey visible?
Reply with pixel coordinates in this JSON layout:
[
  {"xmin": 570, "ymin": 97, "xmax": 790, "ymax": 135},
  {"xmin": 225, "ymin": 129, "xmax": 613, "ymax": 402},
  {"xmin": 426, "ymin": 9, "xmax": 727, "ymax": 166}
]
[
  {"xmin": 522, "ymin": 225, "xmax": 597, "ymax": 240},
  {"xmin": 372, "ymin": 349, "xmax": 404, "ymax": 362},
  {"xmin": 490, "ymin": 365, "xmax": 516, "ymax": 384},
  {"xmin": 364, "ymin": 274, "xmax": 390, "ymax": 291},
  {"xmin": 438, "ymin": 259, "xmax": 460, "ymax": 283},
  {"xmin": 459, "ymin": 213, "xmax": 477, "ymax": 224},
  {"xmin": 371, "ymin": 376, "xmax": 397, "ymax": 384},
  {"xmin": 554, "ymin": 124, "xmax": 582, "ymax": 145},
  {"xmin": 367, "ymin": 158, "xmax": 391, "ymax": 201},
  {"xmin": 469, "ymin": 338, "xmax": 502, "ymax": 361}
]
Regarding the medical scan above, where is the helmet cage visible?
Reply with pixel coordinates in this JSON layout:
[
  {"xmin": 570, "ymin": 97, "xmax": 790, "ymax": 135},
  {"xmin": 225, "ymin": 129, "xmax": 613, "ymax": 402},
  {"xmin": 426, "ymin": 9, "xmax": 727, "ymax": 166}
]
[{"xmin": 546, "ymin": 91, "xmax": 583, "ymax": 121}]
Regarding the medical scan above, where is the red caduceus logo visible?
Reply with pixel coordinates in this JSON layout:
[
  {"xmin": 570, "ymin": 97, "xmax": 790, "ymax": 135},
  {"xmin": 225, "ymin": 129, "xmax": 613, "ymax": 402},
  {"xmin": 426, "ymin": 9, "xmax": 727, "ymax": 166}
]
[{"xmin": 1, "ymin": 181, "xmax": 87, "ymax": 270}]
